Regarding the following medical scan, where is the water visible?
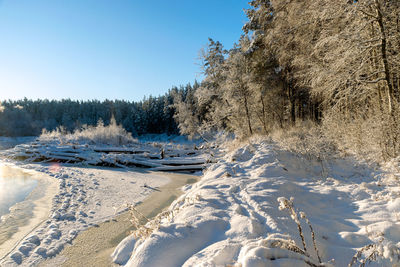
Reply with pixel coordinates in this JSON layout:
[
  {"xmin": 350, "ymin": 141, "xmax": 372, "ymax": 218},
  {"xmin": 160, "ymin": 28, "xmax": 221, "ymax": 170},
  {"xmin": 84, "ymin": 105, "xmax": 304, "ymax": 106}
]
[
  {"xmin": 0, "ymin": 166, "xmax": 37, "ymax": 219},
  {"xmin": 0, "ymin": 138, "xmax": 38, "ymax": 218},
  {"xmin": 0, "ymin": 136, "xmax": 35, "ymax": 151}
]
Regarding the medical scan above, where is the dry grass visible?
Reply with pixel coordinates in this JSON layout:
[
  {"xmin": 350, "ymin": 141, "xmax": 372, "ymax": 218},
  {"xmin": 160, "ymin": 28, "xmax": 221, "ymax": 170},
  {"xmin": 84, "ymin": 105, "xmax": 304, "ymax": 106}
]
[
  {"xmin": 277, "ymin": 196, "xmax": 322, "ymax": 266},
  {"xmin": 127, "ymin": 194, "xmax": 201, "ymax": 240},
  {"xmin": 40, "ymin": 117, "xmax": 137, "ymax": 146},
  {"xmin": 267, "ymin": 114, "xmax": 400, "ymax": 165},
  {"xmin": 322, "ymin": 108, "xmax": 400, "ymax": 162},
  {"xmin": 270, "ymin": 121, "xmax": 337, "ymax": 161},
  {"xmin": 348, "ymin": 241, "xmax": 382, "ymax": 267},
  {"xmin": 278, "ymin": 197, "xmax": 400, "ymax": 267},
  {"xmin": 127, "ymin": 203, "xmax": 177, "ymax": 240}
]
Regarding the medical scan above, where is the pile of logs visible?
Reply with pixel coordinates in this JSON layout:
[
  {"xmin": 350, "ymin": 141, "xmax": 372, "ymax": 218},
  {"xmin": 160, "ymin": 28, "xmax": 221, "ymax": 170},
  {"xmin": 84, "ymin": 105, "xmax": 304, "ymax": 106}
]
[{"xmin": 3, "ymin": 141, "xmax": 211, "ymax": 172}]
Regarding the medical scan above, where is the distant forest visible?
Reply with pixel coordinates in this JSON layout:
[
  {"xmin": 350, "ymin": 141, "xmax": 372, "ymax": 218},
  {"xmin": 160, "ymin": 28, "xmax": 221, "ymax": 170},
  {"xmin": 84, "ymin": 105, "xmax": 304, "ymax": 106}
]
[{"xmin": 0, "ymin": 82, "xmax": 199, "ymax": 137}]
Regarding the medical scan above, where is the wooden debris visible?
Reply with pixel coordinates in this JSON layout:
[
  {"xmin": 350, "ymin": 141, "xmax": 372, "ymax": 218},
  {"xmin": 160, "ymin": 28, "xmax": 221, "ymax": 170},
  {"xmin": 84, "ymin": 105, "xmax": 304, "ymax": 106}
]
[{"xmin": 3, "ymin": 141, "xmax": 209, "ymax": 173}]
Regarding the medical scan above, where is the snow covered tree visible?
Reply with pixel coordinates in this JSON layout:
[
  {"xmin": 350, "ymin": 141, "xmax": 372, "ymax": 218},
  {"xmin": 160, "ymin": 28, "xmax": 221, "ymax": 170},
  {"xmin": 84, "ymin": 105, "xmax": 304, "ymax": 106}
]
[
  {"xmin": 221, "ymin": 36, "xmax": 254, "ymax": 136},
  {"xmin": 194, "ymin": 38, "xmax": 228, "ymax": 137}
]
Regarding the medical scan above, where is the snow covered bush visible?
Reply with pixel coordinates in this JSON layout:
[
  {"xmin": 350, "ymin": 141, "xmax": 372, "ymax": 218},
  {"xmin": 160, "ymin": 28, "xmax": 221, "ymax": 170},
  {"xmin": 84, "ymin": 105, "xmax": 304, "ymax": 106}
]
[
  {"xmin": 271, "ymin": 121, "xmax": 337, "ymax": 160},
  {"xmin": 39, "ymin": 117, "xmax": 137, "ymax": 146}
]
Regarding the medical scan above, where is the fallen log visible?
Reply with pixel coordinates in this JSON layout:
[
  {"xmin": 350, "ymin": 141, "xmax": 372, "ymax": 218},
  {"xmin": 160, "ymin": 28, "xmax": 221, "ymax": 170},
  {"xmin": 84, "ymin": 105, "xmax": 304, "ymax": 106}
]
[
  {"xmin": 155, "ymin": 158, "xmax": 206, "ymax": 166},
  {"xmin": 116, "ymin": 158, "xmax": 162, "ymax": 168},
  {"xmin": 93, "ymin": 147, "xmax": 150, "ymax": 154},
  {"xmin": 151, "ymin": 165, "xmax": 205, "ymax": 172}
]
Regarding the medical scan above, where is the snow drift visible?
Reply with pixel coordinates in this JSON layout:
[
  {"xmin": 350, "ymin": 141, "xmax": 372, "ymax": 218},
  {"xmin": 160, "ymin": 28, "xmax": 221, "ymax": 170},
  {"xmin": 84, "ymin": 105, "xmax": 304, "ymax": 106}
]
[{"xmin": 115, "ymin": 139, "xmax": 400, "ymax": 266}]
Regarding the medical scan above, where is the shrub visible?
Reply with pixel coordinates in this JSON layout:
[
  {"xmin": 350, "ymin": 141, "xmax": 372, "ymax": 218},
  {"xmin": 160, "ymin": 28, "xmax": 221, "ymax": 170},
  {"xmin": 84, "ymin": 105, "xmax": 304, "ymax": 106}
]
[{"xmin": 39, "ymin": 117, "xmax": 137, "ymax": 146}]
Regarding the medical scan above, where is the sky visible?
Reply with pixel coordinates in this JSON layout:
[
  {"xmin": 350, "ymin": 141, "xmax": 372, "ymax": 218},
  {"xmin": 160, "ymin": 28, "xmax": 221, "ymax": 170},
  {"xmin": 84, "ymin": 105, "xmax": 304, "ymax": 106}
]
[{"xmin": 0, "ymin": 0, "xmax": 249, "ymax": 101}]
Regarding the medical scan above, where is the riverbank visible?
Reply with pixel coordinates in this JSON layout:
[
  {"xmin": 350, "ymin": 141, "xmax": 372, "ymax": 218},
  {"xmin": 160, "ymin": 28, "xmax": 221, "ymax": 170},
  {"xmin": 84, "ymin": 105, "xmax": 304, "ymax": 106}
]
[
  {"xmin": 40, "ymin": 171, "xmax": 198, "ymax": 267},
  {"xmin": 0, "ymin": 165, "xmax": 172, "ymax": 266},
  {"xmin": 0, "ymin": 165, "xmax": 59, "ymax": 261}
]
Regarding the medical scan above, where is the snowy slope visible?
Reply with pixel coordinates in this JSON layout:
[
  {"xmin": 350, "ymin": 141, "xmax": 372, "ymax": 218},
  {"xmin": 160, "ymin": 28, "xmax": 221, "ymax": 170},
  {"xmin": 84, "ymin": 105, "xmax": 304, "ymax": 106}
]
[{"xmin": 115, "ymin": 140, "xmax": 400, "ymax": 266}]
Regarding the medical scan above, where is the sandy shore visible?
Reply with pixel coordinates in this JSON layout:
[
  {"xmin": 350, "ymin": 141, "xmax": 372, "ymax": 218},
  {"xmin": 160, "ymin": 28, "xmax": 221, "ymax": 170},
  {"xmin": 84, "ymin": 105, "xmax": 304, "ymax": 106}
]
[
  {"xmin": 39, "ymin": 171, "xmax": 198, "ymax": 267},
  {"xmin": 0, "ymin": 166, "xmax": 59, "ymax": 261},
  {"xmin": 0, "ymin": 165, "xmax": 172, "ymax": 266}
]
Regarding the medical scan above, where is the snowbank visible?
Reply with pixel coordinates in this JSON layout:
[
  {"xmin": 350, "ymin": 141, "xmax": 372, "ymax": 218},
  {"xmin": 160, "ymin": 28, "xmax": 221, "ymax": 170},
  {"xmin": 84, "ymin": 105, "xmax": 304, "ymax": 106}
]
[{"xmin": 116, "ymin": 140, "xmax": 400, "ymax": 266}]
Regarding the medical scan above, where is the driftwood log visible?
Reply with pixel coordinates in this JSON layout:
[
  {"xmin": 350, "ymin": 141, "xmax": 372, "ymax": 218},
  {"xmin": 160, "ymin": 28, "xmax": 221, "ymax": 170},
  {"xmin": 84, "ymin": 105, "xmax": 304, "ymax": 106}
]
[{"xmin": 5, "ymin": 142, "xmax": 212, "ymax": 173}]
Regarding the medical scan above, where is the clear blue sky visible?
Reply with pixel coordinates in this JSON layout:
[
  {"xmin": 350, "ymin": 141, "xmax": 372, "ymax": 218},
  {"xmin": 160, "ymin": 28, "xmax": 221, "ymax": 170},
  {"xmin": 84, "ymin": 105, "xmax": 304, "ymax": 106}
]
[{"xmin": 0, "ymin": 0, "xmax": 249, "ymax": 101}]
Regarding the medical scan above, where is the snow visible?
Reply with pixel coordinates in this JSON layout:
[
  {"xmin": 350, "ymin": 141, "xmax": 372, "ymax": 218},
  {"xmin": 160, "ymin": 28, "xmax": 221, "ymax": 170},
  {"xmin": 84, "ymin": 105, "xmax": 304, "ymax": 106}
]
[
  {"xmin": 0, "ymin": 135, "xmax": 211, "ymax": 266},
  {"xmin": 112, "ymin": 235, "xmax": 137, "ymax": 265},
  {"xmin": 116, "ymin": 139, "xmax": 400, "ymax": 266},
  {"xmin": 0, "ymin": 163, "xmax": 170, "ymax": 266},
  {"xmin": 2, "ymin": 135, "xmax": 400, "ymax": 266},
  {"xmin": 2, "ymin": 138, "xmax": 211, "ymax": 171}
]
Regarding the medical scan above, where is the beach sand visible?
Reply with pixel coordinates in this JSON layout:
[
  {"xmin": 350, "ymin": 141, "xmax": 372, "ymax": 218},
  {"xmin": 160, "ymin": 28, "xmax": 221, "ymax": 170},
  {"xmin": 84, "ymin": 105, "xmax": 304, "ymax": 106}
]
[
  {"xmin": 39, "ymin": 171, "xmax": 198, "ymax": 267},
  {"xmin": 0, "ymin": 166, "xmax": 59, "ymax": 261}
]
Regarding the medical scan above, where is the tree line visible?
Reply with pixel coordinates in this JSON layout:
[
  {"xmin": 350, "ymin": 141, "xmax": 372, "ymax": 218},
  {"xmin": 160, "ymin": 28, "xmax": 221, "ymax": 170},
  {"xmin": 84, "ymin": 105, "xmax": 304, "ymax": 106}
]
[
  {"xmin": 173, "ymin": 0, "xmax": 400, "ymax": 159},
  {"xmin": 0, "ymin": 84, "xmax": 197, "ymax": 137}
]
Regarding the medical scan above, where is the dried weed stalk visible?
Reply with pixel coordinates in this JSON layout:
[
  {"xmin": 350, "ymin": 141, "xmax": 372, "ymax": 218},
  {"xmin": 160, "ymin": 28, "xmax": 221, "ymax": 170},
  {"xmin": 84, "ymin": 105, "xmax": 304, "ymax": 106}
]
[
  {"xmin": 278, "ymin": 197, "xmax": 398, "ymax": 266},
  {"xmin": 277, "ymin": 197, "xmax": 322, "ymax": 264},
  {"xmin": 348, "ymin": 238, "xmax": 383, "ymax": 267},
  {"xmin": 127, "ymin": 194, "xmax": 201, "ymax": 240},
  {"xmin": 300, "ymin": 211, "xmax": 322, "ymax": 263},
  {"xmin": 278, "ymin": 197, "xmax": 308, "ymax": 254},
  {"xmin": 268, "ymin": 237, "xmax": 308, "ymax": 256}
]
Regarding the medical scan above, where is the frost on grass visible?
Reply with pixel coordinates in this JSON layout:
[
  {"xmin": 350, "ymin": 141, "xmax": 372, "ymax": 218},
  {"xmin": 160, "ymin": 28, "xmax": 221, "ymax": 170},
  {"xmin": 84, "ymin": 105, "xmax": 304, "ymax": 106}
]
[{"xmin": 39, "ymin": 117, "xmax": 137, "ymax": 146}]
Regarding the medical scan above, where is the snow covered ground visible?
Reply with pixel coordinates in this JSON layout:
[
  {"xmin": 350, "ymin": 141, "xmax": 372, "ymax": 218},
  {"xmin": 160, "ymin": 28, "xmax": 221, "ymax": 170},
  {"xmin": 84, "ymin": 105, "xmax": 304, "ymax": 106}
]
[
  {"xmin": 114, "ymin": 139, "xmax": 400, "ymax": 266},
  {"xmin": 0, "ymin": 135, "xmax": 210, "ymax": 266},
  {"xmin": 0, "ymin": 163, "xmax": 170, "ymax": 266}
]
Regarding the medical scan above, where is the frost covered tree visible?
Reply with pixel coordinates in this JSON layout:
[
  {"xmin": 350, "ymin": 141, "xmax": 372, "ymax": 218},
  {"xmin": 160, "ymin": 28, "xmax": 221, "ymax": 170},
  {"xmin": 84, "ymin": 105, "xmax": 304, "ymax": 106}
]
[
  {"xmin": 304, "ymin": 0, "xmax": 400, "ymax": 158},
  {"xmin": 171, "ymin": 0, "xmax": 400, "ymax": 158},
  {"xmin": 194, "ymin": 38, "xmax": 228, "ymax": 137},
  {"xmin": 222, "ymin": 36, "xmax": 254, "ymax": 136},
  {"xmin": 172, "ymin": 83, "xmax": 201, "ymax": 138}
]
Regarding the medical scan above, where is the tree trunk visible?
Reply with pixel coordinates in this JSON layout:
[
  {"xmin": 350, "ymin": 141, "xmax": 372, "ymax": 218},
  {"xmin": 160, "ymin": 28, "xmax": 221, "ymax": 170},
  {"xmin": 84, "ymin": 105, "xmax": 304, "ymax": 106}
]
[
  {"xmin": 259, "ymin": 92, "xmax": 269, "ymax": 134},
  {"xmin": 375, "ymin": 0, "xmax": 394, "ymax": 114},
  {"xmin": 244, "ymin": 95, "xmax": 253, "ymax": 135}
]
